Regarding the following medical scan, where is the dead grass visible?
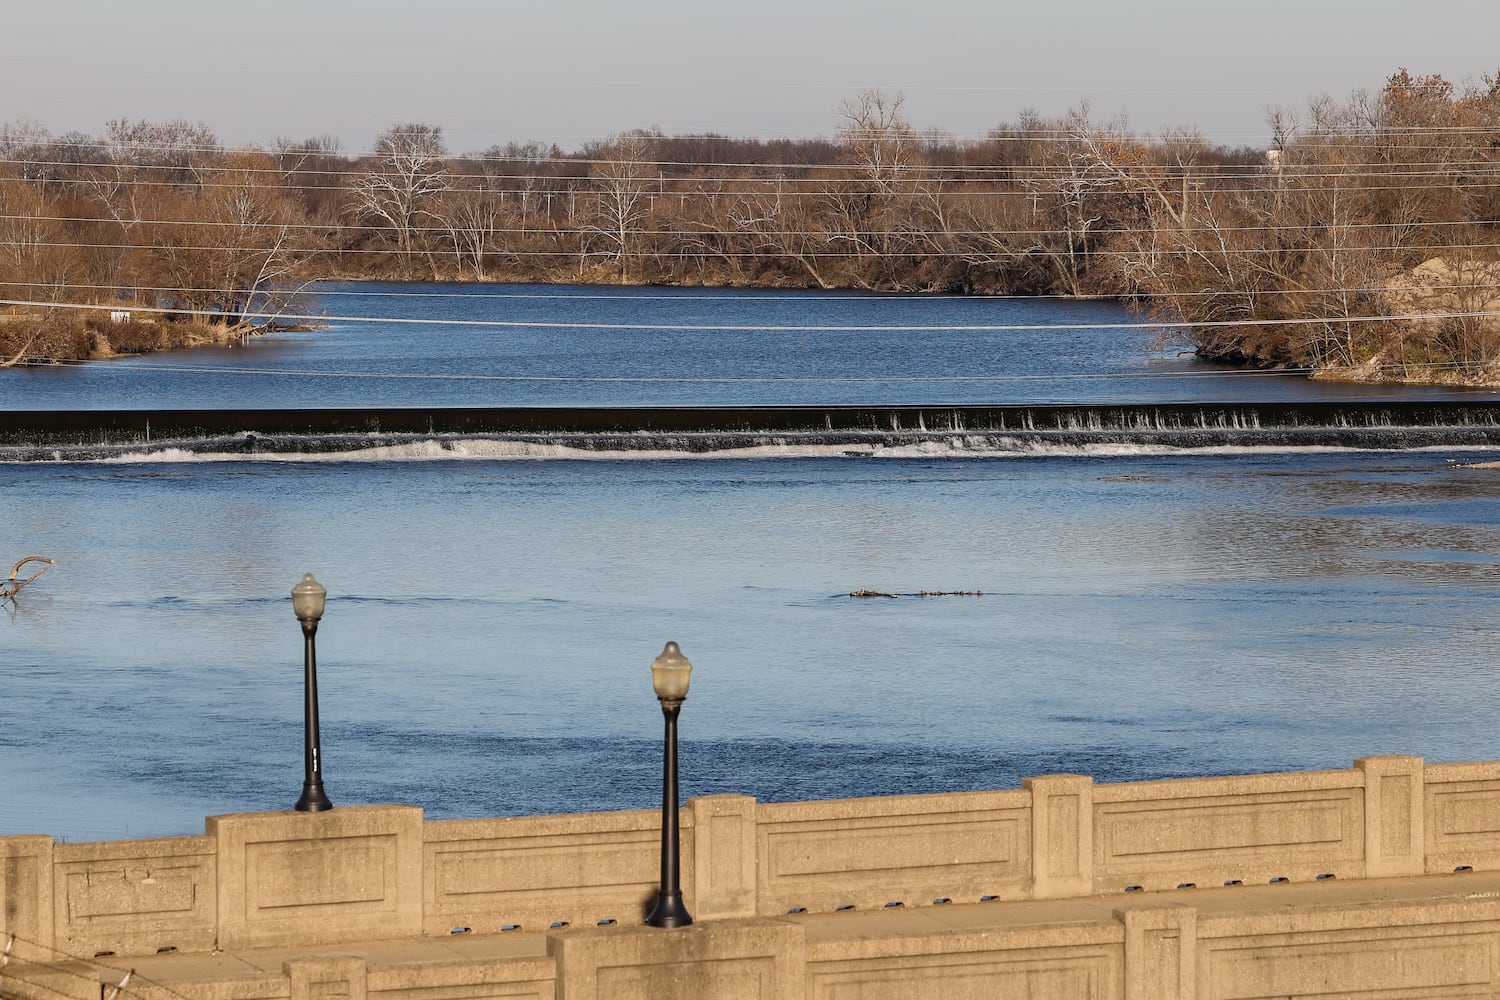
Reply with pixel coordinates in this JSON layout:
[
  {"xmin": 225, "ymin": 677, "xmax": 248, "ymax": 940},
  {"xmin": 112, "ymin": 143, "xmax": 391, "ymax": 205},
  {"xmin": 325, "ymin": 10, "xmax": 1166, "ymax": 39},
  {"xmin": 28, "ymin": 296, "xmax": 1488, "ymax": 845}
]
[{"xmin": 0, "ymin": 312, "xmax": 245, "ymax": 364}]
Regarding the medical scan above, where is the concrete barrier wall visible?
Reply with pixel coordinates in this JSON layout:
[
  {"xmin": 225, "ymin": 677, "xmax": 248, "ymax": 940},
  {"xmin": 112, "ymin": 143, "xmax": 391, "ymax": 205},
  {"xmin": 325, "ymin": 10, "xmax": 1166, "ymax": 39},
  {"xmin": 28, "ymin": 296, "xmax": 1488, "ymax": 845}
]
[
  {"xmin": 52, "ymin": 834, "xmax": 216, "ymax": 957},
  {"xmin": 422, "ymin": 807, "xmax": 686, "ymax": 935},
  {"xmin": 15, "ymin": 893, "xmax": 1500, "ymax": 1000},
  {"xmin": 4, "ymin": 755, "xmax": 1500, "ymax": 959},
  {"xmin": 1424, "ymin": 760, "xmax": 1500, "ymax": 873},
  {"xmin": 756, "ymin": 787, "xmax": 1032, "ymax": 913}
]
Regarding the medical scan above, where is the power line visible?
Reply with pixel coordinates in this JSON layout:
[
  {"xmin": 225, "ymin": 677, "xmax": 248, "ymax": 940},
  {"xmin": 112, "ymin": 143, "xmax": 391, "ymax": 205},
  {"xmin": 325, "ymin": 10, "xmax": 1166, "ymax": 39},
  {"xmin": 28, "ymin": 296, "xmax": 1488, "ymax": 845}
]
[
  {"xmin": 3, "ymin": 239, "xmax": 1498, "ymax": 258},
  {"xmin": 9, "ymin": 279, "xmax": 1497, "ymax": 303},
  {"xmin": 6, "ymin": 211, "xmax": 1500, "ymax": 241},
  {"xmin": 19, "ymin": 355, "xmax": 1500, "ymax": 387},
  {"xmin": 6, "ymin": 153, "xmax": 1500, "ymax": 181},
  {"xmin": 5, "ymin": 119, "xmax": 1500, "ymax": 161},
  {"xmin": 4, "ymin": 296, "xmax": 1497, "ymax": 333}
]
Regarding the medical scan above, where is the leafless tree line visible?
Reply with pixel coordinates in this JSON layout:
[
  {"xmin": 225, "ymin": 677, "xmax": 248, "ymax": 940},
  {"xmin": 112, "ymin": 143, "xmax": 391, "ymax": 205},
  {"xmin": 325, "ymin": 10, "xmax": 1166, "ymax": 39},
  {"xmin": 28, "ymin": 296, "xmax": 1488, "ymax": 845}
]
[
  {"xmin": 1085, "ymin": 70, "xmax": 1500, "ymax": 373},
  {"xmin": 1, "ymin": 73, "xmax": 1498, "ymax": 374}
]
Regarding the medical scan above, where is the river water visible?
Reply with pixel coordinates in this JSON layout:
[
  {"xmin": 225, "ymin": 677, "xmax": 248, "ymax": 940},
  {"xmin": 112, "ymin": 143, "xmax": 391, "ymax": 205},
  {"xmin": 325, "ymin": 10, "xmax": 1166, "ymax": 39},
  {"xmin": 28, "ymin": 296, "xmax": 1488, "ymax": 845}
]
[
  {"xmin": 8, "ymin": 282, "xmax": 1492, "ymax": 410},
  {"xmin": 3, "ymin": 283, "xmax": 1499, "ymax": 841}
]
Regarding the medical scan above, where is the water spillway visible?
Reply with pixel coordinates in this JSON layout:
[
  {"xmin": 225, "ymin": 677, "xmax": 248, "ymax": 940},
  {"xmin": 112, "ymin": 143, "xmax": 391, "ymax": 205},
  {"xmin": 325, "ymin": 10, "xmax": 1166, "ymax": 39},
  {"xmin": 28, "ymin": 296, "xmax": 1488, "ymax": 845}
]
[{"xmin": 5, "ymin": 401, "xmax": 1500, "ymax": 461}]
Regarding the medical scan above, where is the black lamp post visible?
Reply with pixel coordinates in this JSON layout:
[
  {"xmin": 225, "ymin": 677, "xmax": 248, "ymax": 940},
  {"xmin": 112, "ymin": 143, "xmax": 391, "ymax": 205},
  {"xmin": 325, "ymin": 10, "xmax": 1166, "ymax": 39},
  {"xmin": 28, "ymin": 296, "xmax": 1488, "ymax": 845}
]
[
  {"xmin": 645, "ymin": 641, "xmax": 693, "ymax": 928},
  {"xmin": 292, "ymin": 573, "xmax": 333, "ymax": 812}
]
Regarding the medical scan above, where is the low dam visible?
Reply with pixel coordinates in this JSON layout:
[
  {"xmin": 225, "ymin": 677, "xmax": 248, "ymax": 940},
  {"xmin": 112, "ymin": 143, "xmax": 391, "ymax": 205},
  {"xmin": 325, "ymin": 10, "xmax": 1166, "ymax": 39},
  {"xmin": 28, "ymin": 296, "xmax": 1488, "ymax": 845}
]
[
  {"xmin": 5, "ymin": 755, "xmax": 1500, "ymax": 999},
  {"xmin": 6, "ymin": 400, "xmax": 1500, "ymax": 460}
]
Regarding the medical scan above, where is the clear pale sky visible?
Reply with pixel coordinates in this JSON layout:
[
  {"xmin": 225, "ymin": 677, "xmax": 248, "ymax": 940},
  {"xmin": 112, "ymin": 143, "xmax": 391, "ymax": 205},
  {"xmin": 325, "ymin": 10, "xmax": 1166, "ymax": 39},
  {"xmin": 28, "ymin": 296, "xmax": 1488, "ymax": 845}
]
[{"xmin": 4, "ymin": 0, "xmax": 1497, "ymax": 153}]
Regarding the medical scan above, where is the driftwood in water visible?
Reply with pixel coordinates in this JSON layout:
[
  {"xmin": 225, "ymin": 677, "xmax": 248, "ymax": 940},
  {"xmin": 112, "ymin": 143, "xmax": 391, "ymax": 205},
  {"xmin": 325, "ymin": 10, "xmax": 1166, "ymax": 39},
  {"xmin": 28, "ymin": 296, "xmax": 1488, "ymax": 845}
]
[
  {"xmin": 3, "ymin": 556, "xmax": 54, "ymax": 601},
  {"xmin": 849, "ymin": 588, "xmax": 984, "ymax": 599}
]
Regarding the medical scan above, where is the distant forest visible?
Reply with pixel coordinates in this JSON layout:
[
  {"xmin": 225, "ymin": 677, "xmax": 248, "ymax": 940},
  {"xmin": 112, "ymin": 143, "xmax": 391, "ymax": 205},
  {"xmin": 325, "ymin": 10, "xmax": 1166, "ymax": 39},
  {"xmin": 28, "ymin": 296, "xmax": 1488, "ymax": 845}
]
[{"xmin": 2, "ymin": 70, "xmax": 1498, "ymax": 379}]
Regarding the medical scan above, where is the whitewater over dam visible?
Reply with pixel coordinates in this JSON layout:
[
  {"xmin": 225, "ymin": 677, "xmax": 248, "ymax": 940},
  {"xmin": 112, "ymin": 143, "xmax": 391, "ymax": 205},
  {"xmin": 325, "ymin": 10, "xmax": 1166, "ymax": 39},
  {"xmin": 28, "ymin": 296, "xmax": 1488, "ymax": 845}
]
[{"xmin": 7, "ymin": 401, "xmax": 1500, "ymax": 462}]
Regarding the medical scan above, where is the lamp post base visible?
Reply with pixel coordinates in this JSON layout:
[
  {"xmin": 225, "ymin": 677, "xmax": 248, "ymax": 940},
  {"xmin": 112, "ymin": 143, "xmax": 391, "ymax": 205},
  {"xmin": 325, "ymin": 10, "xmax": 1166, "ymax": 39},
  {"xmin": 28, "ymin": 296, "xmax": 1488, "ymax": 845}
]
[
  {"xmin": 645, "ymin": 890, "xmax": 693, "ymax": 928},
  {"xmin": 295, "ymin": 783, "xmax": 333, "ymax": 812}
]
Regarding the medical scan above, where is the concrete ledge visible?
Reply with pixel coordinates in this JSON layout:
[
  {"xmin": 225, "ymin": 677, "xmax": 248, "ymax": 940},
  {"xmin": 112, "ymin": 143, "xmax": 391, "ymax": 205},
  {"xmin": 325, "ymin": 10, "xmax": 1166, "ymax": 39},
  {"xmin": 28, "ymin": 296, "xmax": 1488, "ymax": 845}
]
[
  {"xmin": 207, "ymin": 805, "xmax": 423, "ymax": 950},
  {"xmin": 13, "ymin": 873, "xmax": 1500, "ymax": 1000}
]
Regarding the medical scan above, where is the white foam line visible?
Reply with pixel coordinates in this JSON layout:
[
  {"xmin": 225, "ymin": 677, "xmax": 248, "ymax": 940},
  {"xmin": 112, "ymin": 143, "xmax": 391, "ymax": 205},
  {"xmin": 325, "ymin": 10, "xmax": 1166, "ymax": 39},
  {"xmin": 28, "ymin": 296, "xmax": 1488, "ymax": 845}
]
[{"xmin": 38, "ymin": 439, "xmax": 1499, "ymax": 465}]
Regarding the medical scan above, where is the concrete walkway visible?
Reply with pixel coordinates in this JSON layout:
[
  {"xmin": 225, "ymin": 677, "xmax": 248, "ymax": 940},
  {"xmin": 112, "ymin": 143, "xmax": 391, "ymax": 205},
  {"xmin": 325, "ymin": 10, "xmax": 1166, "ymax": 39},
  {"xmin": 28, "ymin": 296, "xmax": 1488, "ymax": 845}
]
[{"xmin": 15, "ymin": 867, "xmax": 1496, "ymax": 1000}]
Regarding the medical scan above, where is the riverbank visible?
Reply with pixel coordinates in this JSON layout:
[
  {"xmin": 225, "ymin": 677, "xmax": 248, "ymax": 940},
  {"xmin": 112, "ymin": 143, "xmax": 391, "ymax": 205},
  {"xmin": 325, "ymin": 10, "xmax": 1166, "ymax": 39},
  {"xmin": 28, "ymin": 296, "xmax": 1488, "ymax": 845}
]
[
  {"xmin": 1311, "ymin": 360, "xmax": 1500, "ymax": 388},
  {"xmin": 0, "ymin": 311, "xmax": 301, "ymax": 366}
]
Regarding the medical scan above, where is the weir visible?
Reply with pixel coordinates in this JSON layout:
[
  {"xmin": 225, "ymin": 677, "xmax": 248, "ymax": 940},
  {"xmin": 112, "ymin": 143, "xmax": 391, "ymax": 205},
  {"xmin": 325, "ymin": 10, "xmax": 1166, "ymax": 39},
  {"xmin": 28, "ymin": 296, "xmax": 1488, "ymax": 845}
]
[
  {"xmin": 6, "ymin": 400, "xmax": 1500, "ymax": 460},
  {"xmin": 5, "ymin": 756, "xmax": 1500, "ymax": 999}
]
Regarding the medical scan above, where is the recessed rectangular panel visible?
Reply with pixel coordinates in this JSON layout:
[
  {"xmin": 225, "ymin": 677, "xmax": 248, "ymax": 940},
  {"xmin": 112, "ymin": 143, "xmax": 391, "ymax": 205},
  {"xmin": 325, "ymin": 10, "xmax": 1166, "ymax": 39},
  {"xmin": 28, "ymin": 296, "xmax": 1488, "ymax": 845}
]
[
  {"xmin": 435, "ymin": 839, "xmax": 656, "ymax": 897},
  {"xmin": 1097, "ymin": 792, "xmax": 1361, "ymax": 874},
  {"xmin": 1434, "ymin": 788, "xmax": 1500, "ymax": 839},
  {"xmin": 597, "ymin": 958, "xmax": 771, "ymax": 1000},
  {"xmin": 246, "ymin": 835, "xmax": 393, "ymax": 912},
  {"xmin": 813, "ymin": 954, "xmax": 1114, "ymax": 1000},
  {"xmin": 1210, "ymin": 935, "xmax": 1494, "ymax": 997},
  {"xmin": 766, "ymin": 816, "xmax": 1021, "ymax": 880},
  {"xmin": 66, "ymin": 869, "xmax": 196, "ymax": 918}
]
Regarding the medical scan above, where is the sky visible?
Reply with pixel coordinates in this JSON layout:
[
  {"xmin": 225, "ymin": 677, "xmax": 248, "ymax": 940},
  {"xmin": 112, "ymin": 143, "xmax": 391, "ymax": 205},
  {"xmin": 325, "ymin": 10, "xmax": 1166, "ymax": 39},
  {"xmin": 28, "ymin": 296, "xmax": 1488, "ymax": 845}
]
[{"xmin": 4, "ymin": 0, "xmax": 1498, "ymax": 154}]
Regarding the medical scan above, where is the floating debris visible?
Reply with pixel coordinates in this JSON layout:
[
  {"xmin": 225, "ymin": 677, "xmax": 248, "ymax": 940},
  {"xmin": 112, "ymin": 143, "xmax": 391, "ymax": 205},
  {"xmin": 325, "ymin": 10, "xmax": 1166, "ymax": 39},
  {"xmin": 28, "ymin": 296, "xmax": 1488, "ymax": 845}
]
[
  {"xmin": 850, "ymin": 588, "xmax": 983, "ymax": 599},
  {"xmin": 3, "ymin": 556, "xmax": 54, "ymax": 602}
]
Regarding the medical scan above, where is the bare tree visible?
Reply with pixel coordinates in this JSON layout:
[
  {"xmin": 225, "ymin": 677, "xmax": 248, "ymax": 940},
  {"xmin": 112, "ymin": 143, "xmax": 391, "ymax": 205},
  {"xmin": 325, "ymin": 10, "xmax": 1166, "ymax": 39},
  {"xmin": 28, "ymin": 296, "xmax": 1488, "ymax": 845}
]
[
  {"xmin": 727, "ymin": 175, "xmax": 838, "ymax": 289},
  {"xmin": 1018, "ymin": 104, "xmax": 1134, "ymax": 296},
  {"xmin": 433, "ymin": 183, "xmax": 503, "ymax": 280},
  {"xmin": 825, "ymin": 89, "xmax": 926, "ymax": 286},
  {"xmin": 350, "ymin": 123, "xmax": 450, "ymax": 276},
  {"xmin": 0, "ymin": 168, "xmax": 82, "ymax": 302},
  {"xmin": 142, "ymin": 151, "xmax": 310, "ymax": 326},
  {"xmin": 0, "ymin": 118, "xmax": 55, "ymax": 182},
  {"xmin": 581, "ymin": 132, "xmax": 655, "ymax": 282},
  {"xmin": 100, "ymin": 118, "xmax": 222, "ymax": 187},
  {"xmin": 273, "ymin": 134, "xmax": 348, "ymax": 223}
]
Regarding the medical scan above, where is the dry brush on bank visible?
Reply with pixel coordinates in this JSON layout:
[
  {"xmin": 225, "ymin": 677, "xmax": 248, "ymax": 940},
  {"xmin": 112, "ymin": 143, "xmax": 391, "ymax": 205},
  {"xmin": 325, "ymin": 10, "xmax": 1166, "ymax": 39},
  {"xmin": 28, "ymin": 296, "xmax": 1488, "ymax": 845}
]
[
  {"xmin": 1077, "ymin": 70, "xmax": 1500, "ymax": 379},
  {"xmin": 0, "ymin": 309, "xmax": 252, "ymax": 364}
]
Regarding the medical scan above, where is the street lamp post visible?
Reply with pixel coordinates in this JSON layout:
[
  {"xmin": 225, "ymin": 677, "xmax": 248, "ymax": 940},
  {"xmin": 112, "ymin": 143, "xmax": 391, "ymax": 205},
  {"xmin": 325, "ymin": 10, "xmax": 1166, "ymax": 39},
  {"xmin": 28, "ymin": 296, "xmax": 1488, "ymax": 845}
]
[
  {"xmin": 291, "ymin": 573, "xmax": 333, "ymax": 812},
  {"xmin": 645, "ymin": 641, "xmax": 693, "ymax": 928}
]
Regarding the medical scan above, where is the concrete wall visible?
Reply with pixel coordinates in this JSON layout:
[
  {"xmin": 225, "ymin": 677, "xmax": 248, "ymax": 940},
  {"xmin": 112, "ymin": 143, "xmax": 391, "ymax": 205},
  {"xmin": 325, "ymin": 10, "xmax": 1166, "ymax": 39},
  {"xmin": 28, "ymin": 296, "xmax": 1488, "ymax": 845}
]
[
  {"xmin": 10, "ymin": 892, "xmax": 1500, "ymax": 1000},
  {"xmin": 4, "ymin": 755, "xmax": 1500, "ymax": 997}
]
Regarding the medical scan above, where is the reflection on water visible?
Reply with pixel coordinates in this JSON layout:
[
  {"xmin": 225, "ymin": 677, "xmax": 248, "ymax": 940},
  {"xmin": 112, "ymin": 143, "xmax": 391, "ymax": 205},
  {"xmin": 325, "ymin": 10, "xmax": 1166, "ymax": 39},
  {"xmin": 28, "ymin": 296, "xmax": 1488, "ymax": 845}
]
[
  {"xmin": 3, "ymin": 449, "xmax": 1498, "ymax": 841},
  {"xmin": 4, "ymin": 282, "xmax": 1500, "ymax": 409}
]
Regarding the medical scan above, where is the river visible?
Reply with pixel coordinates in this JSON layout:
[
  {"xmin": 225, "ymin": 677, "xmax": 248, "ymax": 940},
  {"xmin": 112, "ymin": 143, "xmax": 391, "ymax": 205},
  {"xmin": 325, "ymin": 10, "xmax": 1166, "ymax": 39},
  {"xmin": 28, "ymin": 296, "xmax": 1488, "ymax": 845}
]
[{"xmin": 2, "ymin": 283, "xmax": 1498, "ymax": 841}]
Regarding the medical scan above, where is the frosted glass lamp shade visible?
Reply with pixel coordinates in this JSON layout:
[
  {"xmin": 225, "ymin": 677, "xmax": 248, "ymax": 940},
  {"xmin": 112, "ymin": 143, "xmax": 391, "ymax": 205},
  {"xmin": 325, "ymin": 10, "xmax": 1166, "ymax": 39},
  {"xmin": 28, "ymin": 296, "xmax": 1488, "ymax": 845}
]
[
  {"xmin": 291, "ymin": 573, "xmax": 326, "ymax": 623},
  {"xmin": 650, "ymin": 641, "xmax": 693, "ymax": 700}
]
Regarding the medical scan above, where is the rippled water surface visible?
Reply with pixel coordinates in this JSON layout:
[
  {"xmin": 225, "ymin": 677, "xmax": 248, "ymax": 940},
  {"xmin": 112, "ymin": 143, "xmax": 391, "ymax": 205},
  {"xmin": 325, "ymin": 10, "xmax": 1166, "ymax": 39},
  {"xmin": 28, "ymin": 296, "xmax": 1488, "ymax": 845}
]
[
  {"xmin": 5, "ymin": 450, "xmax": 1500, "ymax": 841},
  {"xmin": 3, "ymin": 285, "xmax": 1499, "ymax": 841},
  {"xmin": 7, "ymin": 282, "xmax": 1498, "ymax": 408}
]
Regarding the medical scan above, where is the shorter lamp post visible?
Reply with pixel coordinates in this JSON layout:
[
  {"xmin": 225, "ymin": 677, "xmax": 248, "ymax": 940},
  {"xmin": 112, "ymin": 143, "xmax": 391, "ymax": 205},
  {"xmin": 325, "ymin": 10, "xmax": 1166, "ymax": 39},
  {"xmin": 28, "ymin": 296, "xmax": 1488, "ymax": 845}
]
[
  {"xmin": 645, "ymin": 641, "xmax": 693, "ymax": 928},
  {"xmin": 292, "ymin": 573, "xmax": 333, "ymax": 812}
]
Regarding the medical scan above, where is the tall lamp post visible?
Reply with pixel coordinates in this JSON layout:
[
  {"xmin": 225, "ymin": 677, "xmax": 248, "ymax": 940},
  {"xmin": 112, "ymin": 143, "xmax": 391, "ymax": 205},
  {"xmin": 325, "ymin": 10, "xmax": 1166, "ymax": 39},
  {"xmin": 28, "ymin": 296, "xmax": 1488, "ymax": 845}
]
[
  {"xmin": 292, "ymin": 573, "xmax": 333, "ymax": 812},
  {"xmin": 645, "ymin": 641, "xmax": 693, "ymax": 928}
]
